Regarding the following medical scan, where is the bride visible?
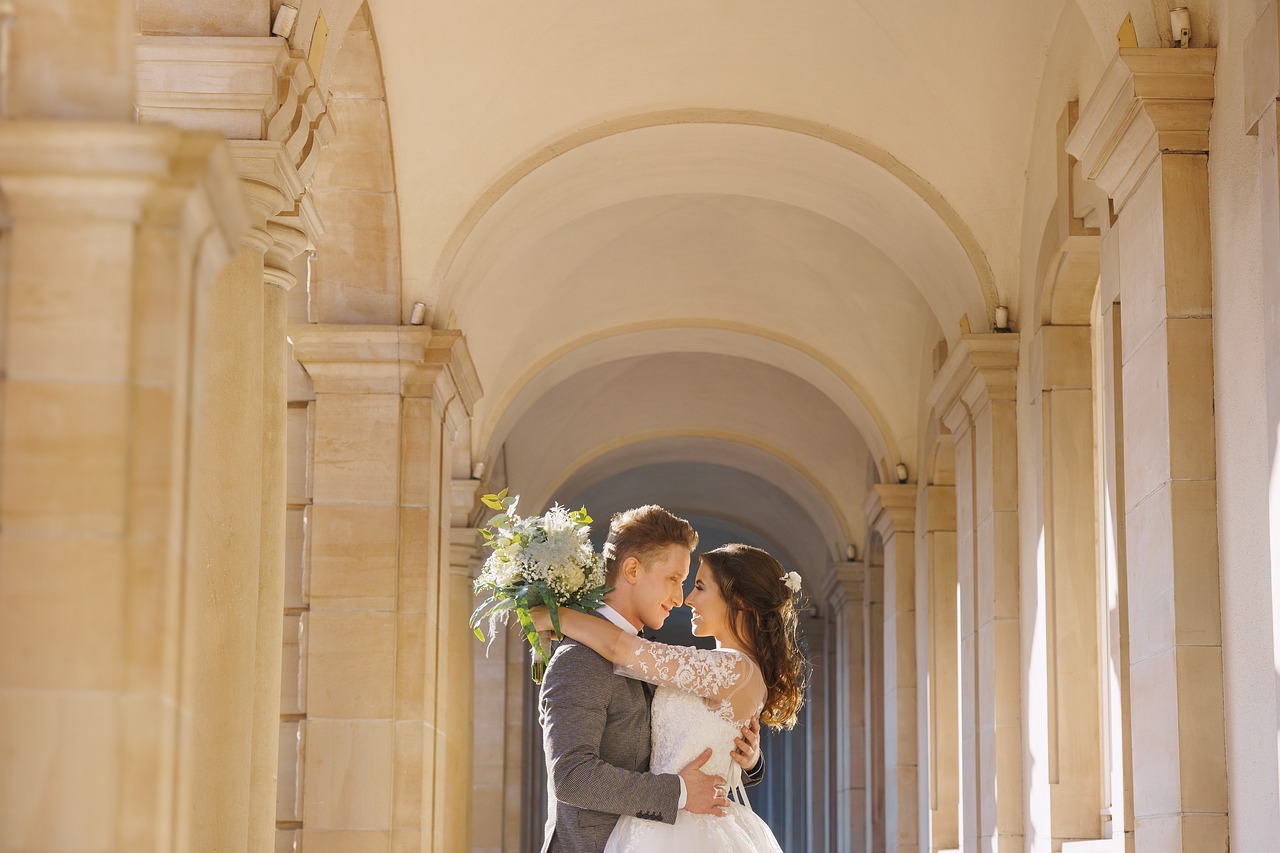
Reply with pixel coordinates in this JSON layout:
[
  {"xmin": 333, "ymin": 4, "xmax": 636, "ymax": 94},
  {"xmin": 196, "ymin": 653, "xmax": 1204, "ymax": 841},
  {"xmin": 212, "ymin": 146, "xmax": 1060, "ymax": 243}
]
[{"xmin": 532, "ymin": 543, "xmax": 808, "ymax": 852}]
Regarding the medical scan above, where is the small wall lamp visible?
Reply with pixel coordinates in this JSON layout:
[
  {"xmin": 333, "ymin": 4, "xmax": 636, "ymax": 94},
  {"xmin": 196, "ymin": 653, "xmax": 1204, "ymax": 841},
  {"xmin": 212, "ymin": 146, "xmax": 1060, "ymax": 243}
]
[
  {"xmin": 1171, "ymin": 7, "xmax": 1191, "ymax": 47},
  {"xmin": 895, "ymin": 462, "xmax": 909, "ymax": 484}
]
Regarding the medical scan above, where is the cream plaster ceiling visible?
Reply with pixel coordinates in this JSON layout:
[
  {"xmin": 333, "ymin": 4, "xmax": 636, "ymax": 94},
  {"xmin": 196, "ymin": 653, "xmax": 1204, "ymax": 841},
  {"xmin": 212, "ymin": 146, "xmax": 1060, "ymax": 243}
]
[{"xmin": 308, "ymin": 0, "xmax": 1167, "ymax": 554}]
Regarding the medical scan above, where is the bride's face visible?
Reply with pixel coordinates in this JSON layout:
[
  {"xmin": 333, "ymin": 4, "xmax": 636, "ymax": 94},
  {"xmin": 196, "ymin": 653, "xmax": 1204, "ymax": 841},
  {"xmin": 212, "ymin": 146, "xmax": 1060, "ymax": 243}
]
[{"xmin": 686, "ymin": 561, "xmax": 730, "ymax": 639}]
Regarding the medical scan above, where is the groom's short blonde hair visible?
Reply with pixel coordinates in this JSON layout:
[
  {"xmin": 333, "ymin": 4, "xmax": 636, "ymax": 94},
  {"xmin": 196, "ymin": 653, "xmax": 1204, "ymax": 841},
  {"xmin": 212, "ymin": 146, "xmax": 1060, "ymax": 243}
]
[{"xmin": 603, "ymin": 505, "xmax": 698, "ymax": 584}]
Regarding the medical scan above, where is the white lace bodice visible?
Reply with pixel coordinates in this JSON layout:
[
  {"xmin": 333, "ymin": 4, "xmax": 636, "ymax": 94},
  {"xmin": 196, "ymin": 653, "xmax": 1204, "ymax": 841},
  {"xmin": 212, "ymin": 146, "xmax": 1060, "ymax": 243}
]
[{"xmin": 612, "ymin": 638, "xmax": 765, "ymax": 780}]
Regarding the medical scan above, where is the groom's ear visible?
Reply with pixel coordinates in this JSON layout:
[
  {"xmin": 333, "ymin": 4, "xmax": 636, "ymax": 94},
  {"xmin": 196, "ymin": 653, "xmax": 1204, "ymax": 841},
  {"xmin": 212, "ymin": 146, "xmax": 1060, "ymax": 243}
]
[{"xmin": 620, "ymin": 555, "xmax": 642, "ymax": 584}]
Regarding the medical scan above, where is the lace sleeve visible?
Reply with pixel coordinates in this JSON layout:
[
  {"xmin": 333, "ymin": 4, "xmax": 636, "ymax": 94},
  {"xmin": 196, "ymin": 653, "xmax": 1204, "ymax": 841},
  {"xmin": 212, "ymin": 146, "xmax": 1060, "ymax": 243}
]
[{"xmin": 613, "ymin": 635, "xmax": 763, "ymax": 719}]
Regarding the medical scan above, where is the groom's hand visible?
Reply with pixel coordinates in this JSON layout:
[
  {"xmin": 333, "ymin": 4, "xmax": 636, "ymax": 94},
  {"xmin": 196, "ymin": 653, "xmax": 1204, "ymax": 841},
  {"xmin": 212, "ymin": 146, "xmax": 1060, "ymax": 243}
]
[
  {"xmin": 678, "ymin": 748, "xmax": 730, "ymax": 817},
  {"xmin": 730, "ymin": 717, "xmax": 761, "ymax": 771}
]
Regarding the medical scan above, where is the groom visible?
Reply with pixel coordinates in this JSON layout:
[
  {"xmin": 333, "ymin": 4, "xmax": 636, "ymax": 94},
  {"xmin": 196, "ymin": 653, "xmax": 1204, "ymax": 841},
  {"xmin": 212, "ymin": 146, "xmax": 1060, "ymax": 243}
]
[{"xmin": 538, "ymin": 504, "xmax": 764, "ymax": 853}]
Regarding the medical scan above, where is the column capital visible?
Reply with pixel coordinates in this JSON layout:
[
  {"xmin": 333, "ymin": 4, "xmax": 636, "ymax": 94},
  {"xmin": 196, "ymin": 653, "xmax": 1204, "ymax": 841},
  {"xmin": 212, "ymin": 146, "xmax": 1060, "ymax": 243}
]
[
  {"xmin": 1066, "ymin": 48, "xmax": 1216, "ymax": 212},
  {"xmin": 137, "ymin": 36, "xmax": 328, "ymax": 274},
  {"xmin": 449, "ymin": 527, "xmax": 485, "ymax": 578},
  {"xmin": 289, "ymin": 325, "xmax": 483, "ymax": 408},
  {"xmin": 863, "ymin": 484, "xmax": 916, "ymax": 539},
  {"xmin": 821, "ymin": 561, "xmax": 866, "ymax": 609},
  {"xmin": 0, "ymin": 121, "xmax": 249, "ymax": 266},
  {"xmin": 451, "ymin": 478, "xmax": 483, "ymax": 528},
  {"xmin": 1246, "ymin": 2, "xmax": 1280, "ymax": 133},
  {"xmin": 136, "ymin": 36, "xmax": 296, "ymax": 140},
  {"xmin": 928, "ymin": 334, "xmax": 1019, "ymax": 435}
]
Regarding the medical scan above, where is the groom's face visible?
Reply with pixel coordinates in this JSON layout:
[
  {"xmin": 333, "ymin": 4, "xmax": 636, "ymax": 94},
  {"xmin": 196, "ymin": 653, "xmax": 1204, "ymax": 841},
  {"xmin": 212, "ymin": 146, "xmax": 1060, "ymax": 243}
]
[{"xmin": 629, "ymin": 544, "xmax": 692, "ymax": 631}]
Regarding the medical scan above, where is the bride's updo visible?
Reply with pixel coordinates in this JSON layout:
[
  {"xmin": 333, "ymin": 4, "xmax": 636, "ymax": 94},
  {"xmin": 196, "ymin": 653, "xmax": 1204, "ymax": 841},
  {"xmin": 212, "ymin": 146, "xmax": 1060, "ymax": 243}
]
[{"xmin": 700, "ymin": 544, "xmax": 809, "ymax": 730}]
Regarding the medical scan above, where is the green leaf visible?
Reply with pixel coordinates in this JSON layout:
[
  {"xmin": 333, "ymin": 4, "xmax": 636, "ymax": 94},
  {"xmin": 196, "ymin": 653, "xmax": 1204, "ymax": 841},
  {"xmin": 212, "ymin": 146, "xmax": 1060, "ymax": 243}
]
[{"xmin": 542, "ymin": 587, "xmax": 560, "ymax": 637}]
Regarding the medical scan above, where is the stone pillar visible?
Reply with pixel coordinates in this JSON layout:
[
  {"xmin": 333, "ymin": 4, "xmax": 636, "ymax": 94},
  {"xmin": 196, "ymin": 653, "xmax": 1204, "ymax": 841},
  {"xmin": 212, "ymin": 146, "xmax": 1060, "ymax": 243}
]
[
  {"xmin": 823, "ymin": 562, "xmax": 867, "ymax": 852},
  {"xmin": 1031, "ymin": 323, "xmax": 1103, "ymax": 846},
  {"xmin": 438, "ymin": 514, "xmax": 484, "ymax": 853},
  {"xmin": 1246, "ymin": 6, "xmax": 1280, "ymax": 839},
  {"xmin": 1068, "ymin": 48, "xmax": 1226, "ymax": 852},
  {"xmin": 865, "ymin": 559, "xmax": 887, "ymax": 853},
  {"xmin": 0, "ymin": 122, "xmax": 250, "ymax": 850},
  {"xmin": 929, "ymin": 334, "xmax": 1022, "ymax": 853},
  {"xmin": 866, "ymin": 485, "xmax": 919, "ymax": 853},
  {"xmin": 920, "ymin": 485, "xmax": 959, "ymax": 853},
  {"xmin": 804, "ymin": 617, "xmax": 831, "ymax": 853},
  {"xmin": 290, "ymin": 326, "xmax": 480, "ymax": 853}
]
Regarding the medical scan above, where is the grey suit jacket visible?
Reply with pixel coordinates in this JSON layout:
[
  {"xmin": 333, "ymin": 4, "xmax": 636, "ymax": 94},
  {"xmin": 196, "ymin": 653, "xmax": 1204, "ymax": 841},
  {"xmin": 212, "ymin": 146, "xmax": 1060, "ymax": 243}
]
[{"xmin": 538, "ymin": 632, "xmax": 681, "ymax": 853}]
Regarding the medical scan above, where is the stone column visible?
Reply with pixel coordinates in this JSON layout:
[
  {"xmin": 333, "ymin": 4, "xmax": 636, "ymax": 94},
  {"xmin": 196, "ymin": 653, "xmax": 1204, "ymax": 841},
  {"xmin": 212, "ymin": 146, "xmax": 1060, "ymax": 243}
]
[
  {"xmin": 135, "ymin": 36, "xmax": 327, "ymax": 851},
  {"xmin": 865, "ymin": 560, "xmax": 887, "ymax": 853},
  {"xmin": 1031, "ymin": 323, "xmax": 1103, "ymax": 846},
  {"xmin": 929, "ymin": 334, "xmax": 1022, "ymax": 853},
  {"xmin": 823, "ymin": 561, "xmax": 867, "ymax": 852},
  {"xmin": 290, "ymin": 326, "xmax": 480, "ymax": 853},
  {"xmin": 0, "ymin": 122, "xmax": 250, "ymax": 850},
  {"xmin": 865, "ymin": 485, "xmax": 919, "ymax": 853},
  {"xmin": 920, "ymin": 485, "xmax": 959, "ymax": 853},
  {"xmin": 1246, "ymin": 6, "xmax": 1280, "ymax": 834},
  {"xmin": 1067, "ymin": 47, "xmax": 1225, "ymax": 852},
  {"xmin": 438, "ymin": 513, "xmax": 484, "ymax": 853},
  {"xmin": 804, "ymin": 616, "xmax": 831, "ymax": 853}
]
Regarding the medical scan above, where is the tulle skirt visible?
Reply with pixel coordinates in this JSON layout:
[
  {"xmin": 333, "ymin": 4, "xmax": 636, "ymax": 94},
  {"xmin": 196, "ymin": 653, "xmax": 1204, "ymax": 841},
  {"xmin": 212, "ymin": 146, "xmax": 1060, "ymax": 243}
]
[{"xmin": 603, "ymin": 800, "xmax": 783, "ymax": 853}]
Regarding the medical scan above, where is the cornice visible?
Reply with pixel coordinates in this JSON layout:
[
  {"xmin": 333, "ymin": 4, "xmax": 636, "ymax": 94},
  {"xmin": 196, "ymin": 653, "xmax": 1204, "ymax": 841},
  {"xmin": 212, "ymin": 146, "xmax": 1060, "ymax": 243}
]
[
  {"xmin": 821, "ymin": 561, "xmax": 866, "ymax": 607},
  {"xmin": 864, "ymin": 484, "xmax": 916, "ymax": 538},
  {"xmin": 289, "ymin": 324, "xmax": 483, "ymax": 407},
  {"xmin": 1066, "ymin": 48, "xmax": 1216, "ymax": 213},
  {"xmin": 136, "ymin": 36, "xmax": 292, "ymax": 140},
  {"xmin": 0, "ymin": 122, "xmax": 249, "ymax": 261},
  {"xmin": 927, "ymin": 333, "xmax": 1019, "ymax": 434}
]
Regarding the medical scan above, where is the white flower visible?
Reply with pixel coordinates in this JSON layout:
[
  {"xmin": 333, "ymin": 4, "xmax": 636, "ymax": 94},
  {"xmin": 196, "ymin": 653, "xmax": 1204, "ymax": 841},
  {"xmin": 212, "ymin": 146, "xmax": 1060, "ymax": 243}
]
[{"xmin": 783, "ymin": 571, "xmax": 803, "ymax": 593}]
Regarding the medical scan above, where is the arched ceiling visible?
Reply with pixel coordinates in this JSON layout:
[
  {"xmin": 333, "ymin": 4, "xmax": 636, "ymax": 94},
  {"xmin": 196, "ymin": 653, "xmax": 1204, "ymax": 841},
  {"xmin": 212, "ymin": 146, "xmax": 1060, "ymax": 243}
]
[
  {"xmin": 504, "ymin": 353, "xmax": 868, "ymax": 549},
  {"xmin": 370, "ymin": 0, "xmax": 1075, "ymax": 314},
  {"xmin": 329, "ymin": 0, "xmax": 1155, "ymax": 572}
]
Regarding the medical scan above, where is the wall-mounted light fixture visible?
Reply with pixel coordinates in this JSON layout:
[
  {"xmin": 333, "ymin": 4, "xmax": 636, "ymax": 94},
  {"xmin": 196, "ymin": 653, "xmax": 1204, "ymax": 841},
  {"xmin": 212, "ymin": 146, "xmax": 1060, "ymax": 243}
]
[
  {"xmin": 1171, "ymin": 7, "xmax": 1191, "ymax": 47},
  {"xmin": 846, "ymin": 544, "xmax": 858, "ymax": 562},
  {"xmin": 409, "ymin": 302, "xmax": 427, "ymax": 325},
  {"xmin": 994, "ymin": 305, "xmax": 1012, "ymax": 332},
  {"xmin": 272, "ymin": 3, "xmax": 299, "ymax": 39},
  {"xmin": 895, "ymin": 462, "xmax": 909, "ymax": 484}
]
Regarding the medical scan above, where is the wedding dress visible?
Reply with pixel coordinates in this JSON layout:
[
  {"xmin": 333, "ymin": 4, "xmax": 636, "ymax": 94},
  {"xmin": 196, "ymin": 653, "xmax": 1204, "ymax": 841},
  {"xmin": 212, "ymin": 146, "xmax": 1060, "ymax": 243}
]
[{"xmin": 603, "ymin": 637, "xmax": 785, "ymax": 853}]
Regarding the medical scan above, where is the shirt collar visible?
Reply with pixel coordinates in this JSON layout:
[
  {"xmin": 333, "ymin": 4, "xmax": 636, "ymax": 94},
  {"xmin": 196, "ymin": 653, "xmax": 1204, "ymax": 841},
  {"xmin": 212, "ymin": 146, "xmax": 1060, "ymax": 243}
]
[{"xmin": 596, "ymin": 604, "xmax": 642, "ymax": 635}]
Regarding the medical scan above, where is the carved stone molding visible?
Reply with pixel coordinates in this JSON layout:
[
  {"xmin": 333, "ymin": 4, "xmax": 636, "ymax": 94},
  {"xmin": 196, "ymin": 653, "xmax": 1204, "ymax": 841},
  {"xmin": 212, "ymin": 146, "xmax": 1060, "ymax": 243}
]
[
  {"xmin": 137, "ymin": 36, "xmax": 328, "ymax": 275},
  {"xmin": 822, "ymin": 561, "xmax": 866, "ymax": 610},
  {"xmin": 0, "ymin": 120, "xmax": 248, "ymax": 259},
  {"xmin": 1065, "ymin": 48, "xmax": 1216, "ymax": 213},
  {"xmin": 928, "ymin": 334, "xmax": 1019, "ymax": 435},
  {"xmin": 864, "ymin": 484, "xmax": 916, "ymax": 540},
  {"xmin": 289, "ymin": 324, "xmax": 483, "ymax": 410}
]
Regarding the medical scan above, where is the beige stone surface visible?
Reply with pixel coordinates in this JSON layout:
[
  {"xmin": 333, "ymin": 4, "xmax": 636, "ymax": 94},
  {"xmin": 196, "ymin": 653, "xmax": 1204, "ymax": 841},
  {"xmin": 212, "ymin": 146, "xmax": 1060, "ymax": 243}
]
[
  {"xmin": 309, "ymin": 503, "xmax": 400, "ymax": 610},
  {"xmin": 302, "ymin": 719, "xmax": 395, "ymax": 828},
  {"xmin": 306, "ymin": 611, "xmax": 397, "ymax": 718},
  {"xmin": 312, "ymin": 392, "xmax": 402, "ymax": 503}
]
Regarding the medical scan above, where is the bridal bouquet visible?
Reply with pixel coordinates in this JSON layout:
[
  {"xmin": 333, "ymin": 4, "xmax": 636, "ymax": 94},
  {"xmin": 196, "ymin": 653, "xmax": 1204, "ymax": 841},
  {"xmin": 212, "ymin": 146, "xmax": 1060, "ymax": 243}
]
[{"xmin": 470, "ymin": 489, "xmax": 610, "ymax": 683}]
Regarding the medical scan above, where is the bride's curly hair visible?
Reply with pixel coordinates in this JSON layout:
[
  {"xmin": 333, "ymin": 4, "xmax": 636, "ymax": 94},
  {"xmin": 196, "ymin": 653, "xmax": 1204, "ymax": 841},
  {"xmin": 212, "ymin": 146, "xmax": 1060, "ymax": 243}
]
[{"xmin": 700, "ymin": 544, "xmax": 809, "ymax": 730}]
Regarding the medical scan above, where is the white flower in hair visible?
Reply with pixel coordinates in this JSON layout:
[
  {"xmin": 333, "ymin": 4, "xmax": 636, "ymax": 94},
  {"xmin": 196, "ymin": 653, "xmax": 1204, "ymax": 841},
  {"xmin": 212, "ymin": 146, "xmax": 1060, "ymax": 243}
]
[
  {"xmin": 602, "ymin": 541, "xmax": 617, "ymax": 561},
  {"xmin": 782, "ymin": 571, "xmax": 802, "ymax": 593}
]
